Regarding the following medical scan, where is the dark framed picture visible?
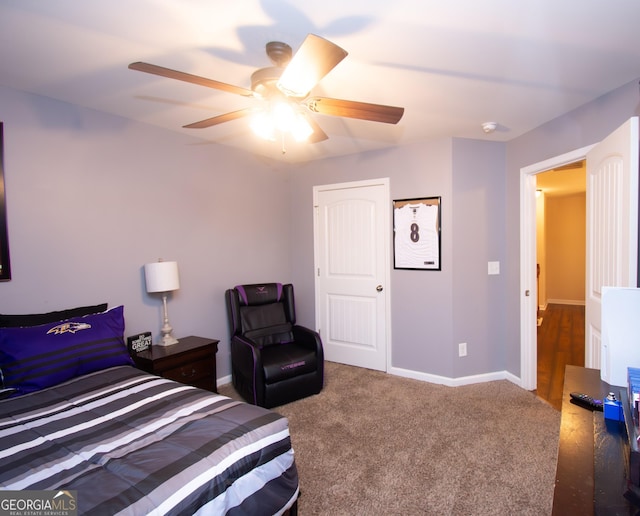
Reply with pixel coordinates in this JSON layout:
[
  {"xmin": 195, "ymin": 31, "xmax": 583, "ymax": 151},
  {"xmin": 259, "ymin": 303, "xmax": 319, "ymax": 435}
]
[
  {"xmin": 393, "ymin": 197, "xmax": 441, "ymax": 270},
  {"xmin": 0, "ymin": 122, "xmax": 11, "ymax": 281}
]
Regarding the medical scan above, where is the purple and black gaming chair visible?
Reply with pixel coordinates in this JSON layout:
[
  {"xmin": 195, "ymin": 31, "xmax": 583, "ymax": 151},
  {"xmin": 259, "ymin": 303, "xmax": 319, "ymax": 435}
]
[{"xmin": 225, "ymin": 283, "xmax": 324, "ymax": 408}]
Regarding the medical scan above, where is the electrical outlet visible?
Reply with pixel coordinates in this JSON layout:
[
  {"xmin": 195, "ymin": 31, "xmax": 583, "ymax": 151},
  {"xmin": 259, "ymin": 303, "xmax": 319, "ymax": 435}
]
[{"xmin": 458, "ymin": 342, "xmax": 467, "ymax": 357}]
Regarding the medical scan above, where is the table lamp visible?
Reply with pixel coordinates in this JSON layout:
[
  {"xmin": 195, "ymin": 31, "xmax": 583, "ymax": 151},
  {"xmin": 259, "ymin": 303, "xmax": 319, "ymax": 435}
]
[{"xmin": 144, "ymin": 259, "xmax": 180, "ymax": 346}]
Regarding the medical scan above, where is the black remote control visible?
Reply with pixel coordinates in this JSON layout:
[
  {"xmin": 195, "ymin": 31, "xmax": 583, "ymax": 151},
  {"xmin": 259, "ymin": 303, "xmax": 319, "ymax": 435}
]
[{"xmin": 570, "ymin": 392, "xmax": 603, "ymax": 411}]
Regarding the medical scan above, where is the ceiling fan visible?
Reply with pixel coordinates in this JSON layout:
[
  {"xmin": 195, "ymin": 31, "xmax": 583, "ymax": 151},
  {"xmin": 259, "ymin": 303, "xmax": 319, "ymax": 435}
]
[{"xmin": 129, "ymin": 34, "xmax": 404, "ymax": 144}]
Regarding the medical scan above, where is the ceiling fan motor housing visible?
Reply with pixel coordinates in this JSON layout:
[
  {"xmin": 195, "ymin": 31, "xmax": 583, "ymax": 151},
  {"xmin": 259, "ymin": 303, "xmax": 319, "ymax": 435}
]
[
  {"xmin": 266, "ymin": 41, "xmax": 292, "ymax": 67},
  {"xmin": 251, "ymin": 67, "xmax": 286, "ymax": 99},
  {"xmin": 251, "ymin": 42, "xmax": 295, "ymax": 99}
]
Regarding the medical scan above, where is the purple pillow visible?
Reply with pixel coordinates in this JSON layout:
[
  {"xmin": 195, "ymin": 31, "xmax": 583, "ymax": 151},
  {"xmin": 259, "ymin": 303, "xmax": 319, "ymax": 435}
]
[{"xmin": 0, "ymin": 305, "xmax": 133, "ymax": 396}]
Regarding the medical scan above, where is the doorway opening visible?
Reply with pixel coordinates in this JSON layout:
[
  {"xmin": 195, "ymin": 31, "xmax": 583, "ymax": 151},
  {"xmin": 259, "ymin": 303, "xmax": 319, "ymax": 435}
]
[
  {"xmin": 519, "ymin": 144, "xmax": 594, "ymax": 392},
  {"xmin": 536, "ymin": 161, "xmax": 586, "ymax": 319},
  {"xmin": 535, "ymin": 161, "xmax": 586, "ymax": 409}
]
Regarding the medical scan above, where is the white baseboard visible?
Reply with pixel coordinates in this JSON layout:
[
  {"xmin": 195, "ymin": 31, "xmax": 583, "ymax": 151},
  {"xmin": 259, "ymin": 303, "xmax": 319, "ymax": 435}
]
[
  {"xmin": 216, "ymin": 368, "xmax": 525, "ymax": 393},
  {"xmin": 218, "ymin": 374, "xmax": 232, "ymax": 387},
  {"xmin": 388, "ymin": 366, "xmax": 523, "ymax": 389},
  {"xmin": 546, "ymin": 298, "xmax": 586, "ymax": 306}
]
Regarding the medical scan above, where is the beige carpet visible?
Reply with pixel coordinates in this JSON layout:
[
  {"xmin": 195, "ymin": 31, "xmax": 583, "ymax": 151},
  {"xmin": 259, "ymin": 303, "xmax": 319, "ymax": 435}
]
[{"xmin": 219, "ymin": 361, "xmax": 560, "ymax": 515}]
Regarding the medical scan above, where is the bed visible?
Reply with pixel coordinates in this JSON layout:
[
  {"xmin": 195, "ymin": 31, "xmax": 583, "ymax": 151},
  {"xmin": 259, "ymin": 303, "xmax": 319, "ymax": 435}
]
[{"xmin": 0, "ymin": 304, "xmax": 299, "ymax": 515}]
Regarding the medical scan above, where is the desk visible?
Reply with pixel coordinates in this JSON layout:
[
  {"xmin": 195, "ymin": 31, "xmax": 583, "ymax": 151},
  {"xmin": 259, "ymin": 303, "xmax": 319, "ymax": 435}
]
[{"xmin": 552, "ymin": 365, "xmax": 637, "ymax": 515}]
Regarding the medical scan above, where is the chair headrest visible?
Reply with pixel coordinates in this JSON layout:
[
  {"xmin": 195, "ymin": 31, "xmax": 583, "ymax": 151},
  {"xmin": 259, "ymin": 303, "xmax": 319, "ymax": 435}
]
[{"xmin": 235, "ymin": 283, "xmax": 283, "ymax": 306}]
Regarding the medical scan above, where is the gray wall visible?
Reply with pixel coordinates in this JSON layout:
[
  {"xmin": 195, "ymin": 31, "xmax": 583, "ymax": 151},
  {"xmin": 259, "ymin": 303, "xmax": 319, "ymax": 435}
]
[
  {"xmin": 289, "ymin": 138, "xmax": 508, "ymax": 379},
  {"xmin": 0, "ymin": 85, "xmax": 294, "ymax": 378},
  {"xmin": 452, "ymin": 138, "xmax": 507, "ymax": 377},
  {"xmin": 289, "ymin": 141, "xmax": 455, "ymax": 377}
]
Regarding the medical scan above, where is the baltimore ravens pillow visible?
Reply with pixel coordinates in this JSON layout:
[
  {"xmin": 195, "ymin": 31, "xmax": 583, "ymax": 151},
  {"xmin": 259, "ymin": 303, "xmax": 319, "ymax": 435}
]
[{"xmin": 0, "ymin": 305, "xmax": 133, "ymax": 396}]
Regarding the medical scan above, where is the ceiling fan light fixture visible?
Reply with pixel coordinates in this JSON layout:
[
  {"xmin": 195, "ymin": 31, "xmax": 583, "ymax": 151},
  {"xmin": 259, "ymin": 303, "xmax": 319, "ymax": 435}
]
[
  {"xmin": 250, "ymin": 111, "xmax": 276, "ymax": 141},
  {"xmin": 290, "ymin": 113, "xmax": 314, "ymax": 142},
  {"xmin": 250, "ymin": 101, "xmax": 313, "ymax": 143},
  {"xmin": 272, "ymin": 101, "xmax": 296, "ymax": 132},
  {"xmin": 277, "ymin": 70, "xmax": 314, "ymax": 98}
]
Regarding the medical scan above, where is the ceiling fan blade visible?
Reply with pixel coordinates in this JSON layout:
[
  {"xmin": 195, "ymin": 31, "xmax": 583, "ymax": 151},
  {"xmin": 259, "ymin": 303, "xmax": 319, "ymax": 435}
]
[
  {"xmin": 277, "ymin": 34, "xmax": 348, "ymax": 97},
  {"xmin": 183, "ymin": 108, "xmax": 253, "ymax": 129},
  {"xmin": 304, "ymin": 97, "xmax": 404, "ymax": 124},
  {"xmin": 303, "ymin": 113, "xmax": 329, "ymax": 143},
  {"xmin": 129, "ymin": 62, "xmax": 254, "ymax": 97}
]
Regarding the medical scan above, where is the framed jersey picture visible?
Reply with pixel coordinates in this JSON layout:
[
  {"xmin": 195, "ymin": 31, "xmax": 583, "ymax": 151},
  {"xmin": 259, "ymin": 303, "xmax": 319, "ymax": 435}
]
[{"xmin": 393, "ymin": 196, "xmax": 441, "ymax": 270}]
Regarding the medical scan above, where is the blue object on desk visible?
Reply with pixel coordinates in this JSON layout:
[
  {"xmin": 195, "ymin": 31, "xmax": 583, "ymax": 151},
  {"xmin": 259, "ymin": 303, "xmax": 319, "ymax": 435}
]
[{"xmin": 604, "ymin": 392, "xmax": 624, "ymax": 421}]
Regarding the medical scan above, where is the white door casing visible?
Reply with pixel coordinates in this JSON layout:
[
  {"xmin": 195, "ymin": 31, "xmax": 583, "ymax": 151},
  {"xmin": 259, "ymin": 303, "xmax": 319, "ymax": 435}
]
[
  {"xmin": 520, "ymin": 117, "xmax": 638, "ymax": 390},
  {"xmin": 313, "ymin": 178, "xmax": 391, "ymax": 371}
]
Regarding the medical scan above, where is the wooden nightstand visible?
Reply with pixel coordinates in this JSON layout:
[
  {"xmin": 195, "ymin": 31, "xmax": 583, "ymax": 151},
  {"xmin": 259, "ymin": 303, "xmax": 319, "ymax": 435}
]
[{"xmin": 133, "ymin": 336, "xmax": 219, "ymax": 392}]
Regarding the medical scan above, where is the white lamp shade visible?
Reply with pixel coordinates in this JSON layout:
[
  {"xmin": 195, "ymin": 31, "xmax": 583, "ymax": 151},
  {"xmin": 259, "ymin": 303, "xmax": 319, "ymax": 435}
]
[{"xmin": 144, "ymin": 261, "xmax": 180, "ymax": 293}]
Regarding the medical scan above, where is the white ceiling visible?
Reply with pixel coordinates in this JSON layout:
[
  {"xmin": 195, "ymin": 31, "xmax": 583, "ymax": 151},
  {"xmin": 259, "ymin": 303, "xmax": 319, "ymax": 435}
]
[{"xmin": 1, "ymin": 1, "xmax": 639, "ymax": 163}]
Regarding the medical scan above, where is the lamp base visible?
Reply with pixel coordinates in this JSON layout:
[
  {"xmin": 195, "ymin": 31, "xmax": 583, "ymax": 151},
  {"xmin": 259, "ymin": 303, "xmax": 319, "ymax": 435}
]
[
  {"xmin": 157, "ymin": 333, "xmax": 179, "ymax": 346},
  {"xmin": 156, "ymin": 292, "xmax": 178, "ymax": 346}
]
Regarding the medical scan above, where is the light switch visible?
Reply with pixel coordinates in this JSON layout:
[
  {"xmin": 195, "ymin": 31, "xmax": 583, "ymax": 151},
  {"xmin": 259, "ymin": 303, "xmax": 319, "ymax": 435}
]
[{"xmin": 488, "ymin": 261, "xmax": 500, "ymax": 275}]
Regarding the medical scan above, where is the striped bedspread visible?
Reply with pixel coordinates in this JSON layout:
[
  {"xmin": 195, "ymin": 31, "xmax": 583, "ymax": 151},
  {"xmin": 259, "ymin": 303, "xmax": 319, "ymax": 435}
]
[{"xmin": 0, "ymin": 366, "xmax": 299, "ymax": 515}]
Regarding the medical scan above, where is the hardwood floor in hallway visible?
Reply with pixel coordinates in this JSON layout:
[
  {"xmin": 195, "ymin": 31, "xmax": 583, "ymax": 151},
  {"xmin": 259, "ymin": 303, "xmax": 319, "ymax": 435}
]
[{"xmin": 536, "ymin": 303, "xmax": 585, "ymax": 411}]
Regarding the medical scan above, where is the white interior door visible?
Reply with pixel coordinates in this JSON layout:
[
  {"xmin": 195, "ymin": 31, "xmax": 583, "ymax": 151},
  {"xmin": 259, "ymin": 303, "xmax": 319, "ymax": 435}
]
[
  {"xmin": 586, "ymin": 117, "xmax": 639, "ymax": 370},
  {"xmin": 313, "ymin": 178, "xmax": 390, "ymax": 371}
]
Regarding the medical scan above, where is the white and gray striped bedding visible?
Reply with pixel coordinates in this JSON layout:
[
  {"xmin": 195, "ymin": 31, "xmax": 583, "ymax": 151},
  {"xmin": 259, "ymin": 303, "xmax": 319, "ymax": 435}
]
[{"xmin": 0, "ymin": 365, "xmax": 299, "ymax": 515}]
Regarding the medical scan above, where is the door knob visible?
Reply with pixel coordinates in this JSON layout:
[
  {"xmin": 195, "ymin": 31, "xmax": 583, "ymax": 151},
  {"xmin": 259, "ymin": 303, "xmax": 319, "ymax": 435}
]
[{"xmin": 376, "ymin": 285, "xmax": 383, "ymax": 292}]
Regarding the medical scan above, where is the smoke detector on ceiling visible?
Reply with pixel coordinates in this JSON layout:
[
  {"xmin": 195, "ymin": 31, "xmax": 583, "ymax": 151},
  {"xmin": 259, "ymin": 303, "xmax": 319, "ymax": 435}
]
[{"xmin": 481, "ymin": 122, "xmax": 498, "ymax": 133}]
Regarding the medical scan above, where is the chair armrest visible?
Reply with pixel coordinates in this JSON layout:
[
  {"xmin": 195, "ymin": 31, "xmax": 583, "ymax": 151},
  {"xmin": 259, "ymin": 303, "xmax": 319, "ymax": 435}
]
[
  {"xmin": 292, "ymin": 325, "xmax": 323, "ymax": 353},
  {"xmin": 230, "ymin": 335, "xmax": 262, "ymax": 369},
  {"xmin": 231, "ymin": 334, "xmax": 262, "ymax": 350}
]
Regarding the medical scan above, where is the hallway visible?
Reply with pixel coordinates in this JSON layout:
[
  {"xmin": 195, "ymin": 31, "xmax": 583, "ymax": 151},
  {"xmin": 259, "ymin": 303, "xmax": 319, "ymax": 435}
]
[{"xmin": 536, "ymin": 303, "xmax": 585, "ymax": 410}]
